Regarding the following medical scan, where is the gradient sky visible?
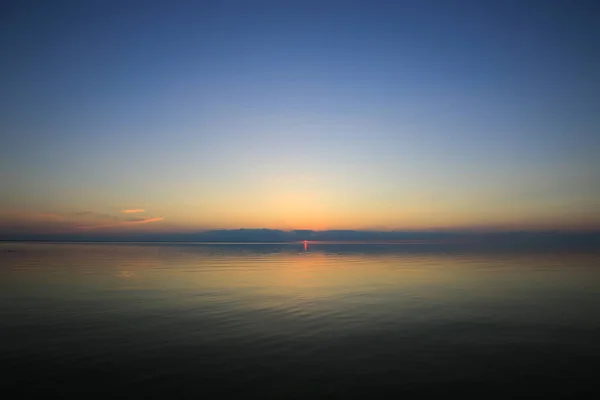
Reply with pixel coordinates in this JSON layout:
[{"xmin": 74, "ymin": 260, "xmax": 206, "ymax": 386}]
[{"xmin": 1, "ymin": 0, "xmax": 599, "ymax": 235}]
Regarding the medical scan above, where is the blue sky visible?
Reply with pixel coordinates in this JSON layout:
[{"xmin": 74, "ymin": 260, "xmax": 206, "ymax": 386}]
[{"xmin": 1, "ymin": 0, "xmax": 599, "ymax": 234}]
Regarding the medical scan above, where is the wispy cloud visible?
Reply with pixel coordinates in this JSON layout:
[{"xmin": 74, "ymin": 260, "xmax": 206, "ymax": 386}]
[
  {"xmin": 0, "ymin": 209, "xmax": 164, "ymax": 234},
  {"xmin": 72, "ymin": 211, "xmax": 120, "ymax": 220},
  {"xmin": 128, "ymin": 217, "xmax": 164, "ymax": 225},
  {"xmin": 76, "ymin": 217, "xmax": 165, "ymax": 230},
  {"xmin": 122, "ymin": 209, "xmax": 145, "ymax": 213},
  {"xmin": 38, "ymin": 213, "xmax": 65, "ymax": 220}
]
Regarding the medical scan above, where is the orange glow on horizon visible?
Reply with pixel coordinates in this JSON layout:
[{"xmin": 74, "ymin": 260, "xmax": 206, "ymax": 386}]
[{"xmin": 2, "ymin": 204, "xmax": 600, "ymax": 235}]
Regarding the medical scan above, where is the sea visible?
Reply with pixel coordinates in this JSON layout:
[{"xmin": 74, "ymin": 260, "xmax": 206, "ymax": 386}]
[{"xmin": 1, "ymin": 241, "xmax": 599, "ymax": 398}]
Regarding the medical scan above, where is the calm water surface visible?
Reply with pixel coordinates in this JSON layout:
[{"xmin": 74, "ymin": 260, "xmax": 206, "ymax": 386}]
[{"xmin": 1, "ymin": 242, "xmax": 599, "ymax": 398}]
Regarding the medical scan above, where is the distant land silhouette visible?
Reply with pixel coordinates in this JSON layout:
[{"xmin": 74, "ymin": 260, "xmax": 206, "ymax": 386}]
[{"xmin": 1, "ymin": 228, "xmax": 600, "ymax": 250}]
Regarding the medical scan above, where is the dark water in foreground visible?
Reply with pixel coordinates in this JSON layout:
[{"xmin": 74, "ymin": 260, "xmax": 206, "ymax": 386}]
[{"xmin": 1, "ymin": 242, "xmax": 599, "ymax": 398}]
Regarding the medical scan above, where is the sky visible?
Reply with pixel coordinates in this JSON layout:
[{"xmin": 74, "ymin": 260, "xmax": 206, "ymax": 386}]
[{"xmin": 1, "ymin": 0, "xmax": 599, "ymax": 236}]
